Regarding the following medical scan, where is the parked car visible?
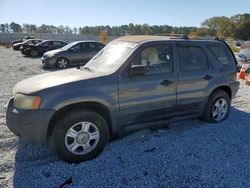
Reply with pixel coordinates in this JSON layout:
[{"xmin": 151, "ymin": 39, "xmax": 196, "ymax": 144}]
[
  {"xmin": 19, "ymin": 39, "xmax": 43, "ymax": 52},
  {"xmin": 12, "ymin": 39, "xmax": 42, "ymax": 51},
  {"xmin": 11, "ymin": 36, "xmax": 34, "ymax": 45},
  {"xmin": 41, "ymin": 41, "xmax": 105, "ymax": 69},
  {"xmin": 21, "ymin": 40, "xmax": 68, "ymax": 57},
  {"xmin": 5, "ymin": 35, "xmax": 239, "ymax": 163},
  {"xmin": 235, "ymin": 53, "xmax": 250, "ymax": 72}
]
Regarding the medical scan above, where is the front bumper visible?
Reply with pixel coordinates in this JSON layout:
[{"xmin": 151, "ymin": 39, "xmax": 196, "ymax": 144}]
[
  {"xmin": 12, "ymin": 46, "xmax": 19, "ymax": 50},
  {"xmin": 41, "ymin": 56, "xmax": 57, "ymax": 69},
  {"xmin": 5, "ymin": 98, "xmax": 55, "ymax": 142}
]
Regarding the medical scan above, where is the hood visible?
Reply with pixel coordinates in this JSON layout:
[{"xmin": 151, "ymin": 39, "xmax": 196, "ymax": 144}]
[
  {"xmin": 44, "ymin": 49, "xmax": 63, "ymax": 57},
  {"xmin": 12, "ymin": 68, "xmax": 105, "ymax": 95}
]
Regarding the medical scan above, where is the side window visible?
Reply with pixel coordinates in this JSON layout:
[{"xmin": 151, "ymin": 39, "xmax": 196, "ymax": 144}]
[
  {"xmin": 70, "ymin": 43, "xmax": 81, "ymax": 52},
  {"xmin": 177, "ymin": 46, "xmax": 207, "ymax": 72},
  {"xmin": 208, "ymin": 44, "xmax": 232, "ymax": 65},
  {"xmin": 97, "ymin": 43, "xmax": 105, "ymax": 50},
  {"xmin": 42, "ymin": 42, "xmax": 49, "ymax": 47},
  {"xmin": 132, "ymin": 45, "xmax": 173, "ymax": 75},
  {"xmin": 26, "ymin": 40, "xmax": 32, "ymax": 44},
  {"xmin": 48, "ymin": 41, "xmax": 54, "ymax": 48},
  {"xmin": 89, "ymin": 43, "xmax": 98, "ymax": 51},
  {"xmin": 62, "ymin": 42, "xmax": 67, "ymax": 47},
  {"xmin": 53, "ymin": 41, "xmax": 62, "ymax": 47},
  {"xmin": 81, "ymin": 43, "xmax": 87, "ymax": 51}
]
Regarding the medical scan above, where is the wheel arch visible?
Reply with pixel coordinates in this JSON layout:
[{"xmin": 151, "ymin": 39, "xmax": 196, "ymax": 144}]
[
  {"xmin": 209, "ymin": 85, "xmax": 232, "ymax": 99},
  {"xmin": 47, "ymin": 101, "xmax": 113, "ymax": 139},
  {"xmin": 56, "ymin": 56, "xmax": 70, "ymax": 67},
  {"xmin": 57, "ymin": 56, "xmax": 70, "ymax": 62}
]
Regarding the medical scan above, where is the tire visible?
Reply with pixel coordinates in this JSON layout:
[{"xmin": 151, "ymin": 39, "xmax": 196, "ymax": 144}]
[
  {"xmin": 201, "ymin": 90, "xmax": 230, "ymax": 123},
  {"xmin": 30, "ymin": 50, "xmax": 39, "ymax": 57},
  {"xmin": 52, "ymin": 109, "xmax": 109, "ymax": 163},
  {"xmin": 56, "ymin": 57, "xmax": 69, "ymax": 69}
]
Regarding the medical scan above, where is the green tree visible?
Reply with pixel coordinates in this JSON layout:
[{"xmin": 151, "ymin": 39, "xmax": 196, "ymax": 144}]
[
  {"xmin": 233, "ymin": 14, "xmax": 250, "ymax": 40},
  {"xmin": 4, "ymin": 23, "xmax": 9, "ymax": 32},
  {"xmin": 10, "ymin": 22, "xmax": 22, "ymax": 32},
  {"xmin": 201, "ymin": 16, "xmax": 232, "ymax": 37},
  {"xmin": 0, "ymin": 24, "xmax": 5, "ymax": 32}
]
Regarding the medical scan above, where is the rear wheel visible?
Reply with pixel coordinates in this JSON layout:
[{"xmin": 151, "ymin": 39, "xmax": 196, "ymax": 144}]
[
  {"xmin": 56, "ymin": 57, "xmax": 69, "ymax": 69},
  {"xmin": 30, "ymin": 50, "xmax": 39, "ymax": 57},
  {"xmin": 201, "ymin": 90, "xmax": 230, "ymax": 123},
  {"xmin": 52, "ymin": 109, "xmax": 109, "ymax": 163}
]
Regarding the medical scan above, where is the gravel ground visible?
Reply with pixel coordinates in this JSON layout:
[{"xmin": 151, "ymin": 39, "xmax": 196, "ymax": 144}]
[{"xmin": 0, "ymin": 46, "xmax": 250, "ymax": 188}]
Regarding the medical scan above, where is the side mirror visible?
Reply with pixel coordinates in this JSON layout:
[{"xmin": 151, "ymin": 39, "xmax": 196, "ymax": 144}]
[{"xmin": 128, "ymin": 65, "xmax": 145, "ymax": 77}]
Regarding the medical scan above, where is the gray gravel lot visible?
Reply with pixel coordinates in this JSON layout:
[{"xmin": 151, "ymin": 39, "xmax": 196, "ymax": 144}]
[{"xmin": 0, "ymin": 46, "xmax": 250, "ymax": 188}]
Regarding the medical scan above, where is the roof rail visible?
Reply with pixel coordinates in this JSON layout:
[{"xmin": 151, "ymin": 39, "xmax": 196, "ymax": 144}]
[
  {"xmin": 188, "ymin": 36, "xmax": 223, "ymax": 41},
  {"xmin": 155, "ymin": 33, "xmax": 188, "ymax": 39}
]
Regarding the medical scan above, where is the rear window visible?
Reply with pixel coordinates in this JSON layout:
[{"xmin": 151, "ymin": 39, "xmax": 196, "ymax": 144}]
[{"xmin": 208, "ymin": 44, "xmax": 232, "ymax": 65}]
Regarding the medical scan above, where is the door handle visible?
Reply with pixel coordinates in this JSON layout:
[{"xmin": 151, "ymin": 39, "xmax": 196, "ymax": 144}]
[
  {"xmin": 160, "ymin": 80, "xmax": 173, "ymax": 86},
  {"xmin": 203, "ymin": 75, "xmax": 213, "ymax": 80}
]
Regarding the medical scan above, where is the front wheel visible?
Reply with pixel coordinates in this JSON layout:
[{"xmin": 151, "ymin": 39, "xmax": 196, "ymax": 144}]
[
  {"xmin": 56, "ymin": 57, "xmax": 69, "ymax": 69},
  {"xmin": 52, "ymin": 110, "xmax": 109, "ymax": 163},
  {"xmin": 201, "ymin": 90, "xmax": 230, "ymax": 123}
]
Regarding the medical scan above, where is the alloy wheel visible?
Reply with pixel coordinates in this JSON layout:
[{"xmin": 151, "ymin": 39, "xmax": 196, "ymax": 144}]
[
  {"xmin": 212, "ymin": 98, "xmax": 228, "ymax": 121},
  {"xmin": 65, "ymin": 121, "xmax": 100, "ymax": 155}
]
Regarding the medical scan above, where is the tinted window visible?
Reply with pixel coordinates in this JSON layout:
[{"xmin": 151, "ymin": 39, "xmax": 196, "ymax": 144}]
[
  {"xmin": 177, "ymin": 46, "xmax": 207, "ymax": 72},
  {"xmin": 88, "ymin": 43, "xmax": 103, "ymax": 51},
  {"xmin": 132, "ymin": 45, "xmax": 173, "ymax": 75},
  {"xmin": 96, "ymin": 43, "xmax": 105, "ymax": 49},
  {"xmin": 53, "ymin": 41, "xmax": 62, "ymax": 46},
  {"xmin": 81, "ymin": 43, "xmax": 87, "ymax": 51},
  {"xmin": 70, "ymin": 43, "xmax": 81, "ymax": 52},
  {"xmin": 89, "ymin": 43, "xmax": 96, "ymax": 50},
  {"xmin": 42, "ymin": 42, "xmax": 49, "ymax": 47},
  {"xmin": 26, "ymin": 40, "xmax": 33, "ymax": 44},
  {"xmin": 208, "ymin": 44, "xmax": 231, "ymax": 65}
]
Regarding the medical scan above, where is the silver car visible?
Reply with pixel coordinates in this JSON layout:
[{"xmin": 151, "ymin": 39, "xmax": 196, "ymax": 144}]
[{"xmin": 41, "ymin": 41, "xmax": 105, "ymax": 69}]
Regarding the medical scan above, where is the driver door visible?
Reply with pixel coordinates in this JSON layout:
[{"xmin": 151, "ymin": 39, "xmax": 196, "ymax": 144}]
[
  {"xmin": 118, "ymin": 44, "xmax": 177, "ymax": 126},
  {"xmin": 67, "ymin": 43, "xmax": 82, "ymax": 64}
]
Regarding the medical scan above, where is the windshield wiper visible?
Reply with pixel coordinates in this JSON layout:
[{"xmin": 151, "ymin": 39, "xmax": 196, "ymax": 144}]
[{"xmin": 81, "ymin": 66, "xmax": 95, "ymax": 72}]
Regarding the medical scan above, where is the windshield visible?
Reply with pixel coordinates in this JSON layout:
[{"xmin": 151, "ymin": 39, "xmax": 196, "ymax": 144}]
[
  {"xmin": 61, "ymin": 42, "xmax": 78, "ymax": 50},
  {"xmin": 82, "ymin": 41, "xmax": 137, "ymax": 74}
]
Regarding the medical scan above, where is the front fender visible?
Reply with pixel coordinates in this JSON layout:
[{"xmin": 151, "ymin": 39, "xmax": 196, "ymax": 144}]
[{"xmin": 38, "ymin": 84, "xmax": 118, "ymax": 112}]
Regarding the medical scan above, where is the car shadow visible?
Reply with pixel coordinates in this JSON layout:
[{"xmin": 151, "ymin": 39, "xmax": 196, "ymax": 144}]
[
  {"xmin": 21, "ymin": 55, "xmax": 41, "ymax": 59},
  {"xmin": 12, "ymin": 107, "xmax": 250, "ymax": 187},
  {"xmin": 41, "ymin": 66, "xmax": 60, "ymax": 72}
]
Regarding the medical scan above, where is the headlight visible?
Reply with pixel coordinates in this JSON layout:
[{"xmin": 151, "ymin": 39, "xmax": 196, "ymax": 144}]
[{"xmin": 13, "ymin": 93, "xmax": 41, "ymax": 110}]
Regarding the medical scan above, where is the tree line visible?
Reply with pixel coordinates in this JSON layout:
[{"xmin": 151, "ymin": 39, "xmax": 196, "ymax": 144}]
[{"xmin": 1, "ymin": 13, "xmax": 250, "ymax": 40}]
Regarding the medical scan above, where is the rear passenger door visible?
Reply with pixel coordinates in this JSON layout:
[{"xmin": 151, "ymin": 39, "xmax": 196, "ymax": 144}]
[
  {"xmin": 118, "ymin": 44, "xmax": 177, "ymax": 125},
  {"xmin": 68, "ymin": 43, "xmax": 83, "ymax": 64},
  {"xmin": 176, "ymin": 43, "xmax": 215, "ymax": 114}
]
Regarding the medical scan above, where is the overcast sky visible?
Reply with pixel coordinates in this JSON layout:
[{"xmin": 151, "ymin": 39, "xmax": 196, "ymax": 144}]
[{"xmin": 0, "ymin": 0, "xmax": 249, "ymax": 27}]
